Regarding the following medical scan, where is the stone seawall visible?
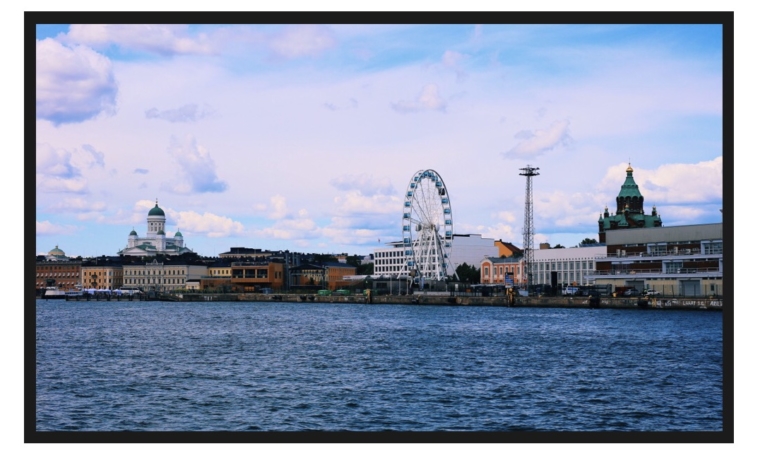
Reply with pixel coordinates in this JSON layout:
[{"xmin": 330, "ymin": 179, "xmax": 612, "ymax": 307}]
[{"xmin": 169, "ymin": 292, "xmax": 722, "ymax": 311}]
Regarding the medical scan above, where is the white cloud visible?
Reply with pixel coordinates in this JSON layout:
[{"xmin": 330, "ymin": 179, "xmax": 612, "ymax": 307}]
[
  {"xmin": 62, "ymin": 24, "xmax": 214, "ymax": 56},
  {"xmin": 269, "ymin": 25, "xmax": 336, "ymax": 59},
  {"xmin": 164, "ymin": 135, "xmax": 228, "ymax": 194},
  {"xmin": 598, "ymin": 158, "xmax": 723, "ymax": 206},
  {"xmin": 253, "ymin": 216, "xmax": 320, "ymax": 241},
  {"xmin": 392, "ymin": 84, "xmax": 447, "ymax": 113},
  {"xmin": 116, "ymin": 201, "xmax": 243, "ymax": 238},
  {"xmin": 36, "ymin": 143, "xmax": 80, "ymax": 178},
  {"xmin": 36, "ymin": 220, "xmax": 78, "ymax": 236},
  {"xmin": 47, "ymin": 198, "xmax": 106, "ymax": 214},
  {"xmin": 268, "ymin": 195, "xmax": 290, "ymax": 220},
  {"xmin": 81, "ymin": 144, "xmax": 105, "ymax": 168},
  {"xmin": 36, "ymin": 38, "xmax": 117, "ymax": 125},
  {"xmin": 494, "ymin": 211, "xmax": 517, "ymax": 223},
  {"xmin": 330, "ymin": 174, "xmax": 395, "ymax": 196},
  {"xmin": 320, "ymin": 225, "xmax": 390, "ymax": 247},
  {"xmin": 505, "ymin": 119, "xmax": 572, "ymax": 158},
  {"xmin": 145, "ymin": 103, "xmax": 215, "ymax": 123},
  {"xmin": 167, "ymin": 210, "xmax": 245, "ymax": 238},
  {"xmin": 533, "ymin": 190, "xmax": 607, "ymax": 231},
  {"xmin": 36, "ymin": 175, "xmax": 88, "ymax": 194},
  {"xmin": 458, "ymin": 222, "xmax": 518, "ymax": 244},
  {"xmin": 333, "ymin": 192, "xmax": 401, "ymax": 216}
]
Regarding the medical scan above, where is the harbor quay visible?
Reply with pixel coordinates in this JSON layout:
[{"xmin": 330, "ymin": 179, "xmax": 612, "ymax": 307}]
[{"xmin": 50, "ymin": 291, "xmax": 723, "ymax": 311}]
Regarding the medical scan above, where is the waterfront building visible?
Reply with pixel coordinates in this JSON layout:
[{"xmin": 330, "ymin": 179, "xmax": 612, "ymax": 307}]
[
  {"xmin": 373, "ymin": 234, "xmax": 500, "ymax": 277},
  {"xmin": 530, "ymin": 244, "xmax": 608, "ymax": 288},
  {"xmin": 81, "ymin": 260, "xmax": 124, "ymax": 291},
  {"xmin": 118, "ymin": 200, "xmax": 194, "ymax": 257},
  {"xmin": 220, "ymin": 247, "xmax": 304, "ymax": 267},
  {"xmin": 198, "ymin": 260, "xmax": 233, "ymax": 292},
  {"xmin": 229, "ymin": 260, "xmax": 286, "ymax": 292},
  {"xmin": 586, "ymin": 223, "xmax": 723, "ymax": 296},
  {"xmin": 373, "ymin": 241, "xmax": 406, "ymax": 276},
  {"xmin": 122, "ymin": 259, "xmax": 207, "ymax": 292},
  {"xmin": 481, "ymin": 256, "xmax": 523, "ymax": 286},
  {"xmin": 481, "ymin": 244, "xmax": 607, "ymax": 289},
  {"xmin": 598, "ymin": 164, "xmax": 663, "ymax": 243},
  {"xmin": 325, "ymin": 262, "xmax": 356, "ymax": 289},
  {"xmin": 208, "ymin": 260, "xmax": 232, "ymax": 279},
  {"xmin": 451, "ymin": 234, "xmax": 505, "ymax": 269},
  {"xmin": 289, "ymin": 262, "xmax": 356, "ymax": 291},
  {"xmin": 36, "ymin": 258, "xmax": 82, "ymax": 292},
  {"xmin": 219, "ymin": 247, "xmax": 272, "ymax": 260}
]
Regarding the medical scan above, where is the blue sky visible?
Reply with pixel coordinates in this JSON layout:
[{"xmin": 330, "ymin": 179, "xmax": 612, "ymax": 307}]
[{"xmin": 35, "ymin": 22, "xmax": 724, "ymax": 258}]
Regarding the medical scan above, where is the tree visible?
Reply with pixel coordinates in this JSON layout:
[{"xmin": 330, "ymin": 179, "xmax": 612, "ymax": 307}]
[
  {"xmin": 455, "ymin": 262, "xmax": 480, "ymax": 284},
  {"xmin": 311, "ymin": 253, "xmax": 338, "ymax": 264},
  {"xmin": 579, "ymin": 238, "xmax": 598, "ymax": 246},
  {"xmin": 346, "ymin": 255, "xmax": 363, "ymax": 267},
  {"xmin": 356, "ymin": 263, "xmax": 373, "ymax": 275},
  {"xmin": 553, "ymin": 244, "xmax": 565, "ymax": 249}
]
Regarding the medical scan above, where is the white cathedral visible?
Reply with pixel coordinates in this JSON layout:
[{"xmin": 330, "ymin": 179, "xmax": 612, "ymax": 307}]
[{"xmin": 118, "ymin": 200, "xmax": 194, "ymax": 257}]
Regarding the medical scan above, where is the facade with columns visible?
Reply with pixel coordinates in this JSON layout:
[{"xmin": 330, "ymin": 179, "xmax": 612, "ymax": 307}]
[{"xmin": 118, "ymin": 201, "xmax": 193, "ymax": 257}]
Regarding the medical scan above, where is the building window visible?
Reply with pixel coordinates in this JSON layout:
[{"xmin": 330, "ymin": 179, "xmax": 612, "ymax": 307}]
[
  {"xmin": 704, "ymin": 242, "xmax": 722, "ymax": 255},
  {"xmin": 665, "ymin": 261, "xmax": 683, "ymax": 274}
]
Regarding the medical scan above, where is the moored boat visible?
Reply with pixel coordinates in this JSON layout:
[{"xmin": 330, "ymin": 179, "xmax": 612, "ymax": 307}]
[{"xmin": 43, "ymin": 287, "xmax": 66, "ymax": 299}]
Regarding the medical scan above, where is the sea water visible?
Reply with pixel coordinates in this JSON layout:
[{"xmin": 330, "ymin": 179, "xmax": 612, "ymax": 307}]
[{"xmin": 35, "ymin": 300, "xmax": 723, "ymax": 431}]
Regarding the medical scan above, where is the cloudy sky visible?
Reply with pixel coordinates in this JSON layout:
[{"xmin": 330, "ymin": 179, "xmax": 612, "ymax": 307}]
[{"xmin": 35, "ymin": 21, "xmax": 724, "ymax": 258}]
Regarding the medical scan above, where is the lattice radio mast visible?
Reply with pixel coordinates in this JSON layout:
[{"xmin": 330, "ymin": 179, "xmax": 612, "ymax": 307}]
[{"xmin": 519, "ymin": 165, "xmax": 539, "ymax": 292}]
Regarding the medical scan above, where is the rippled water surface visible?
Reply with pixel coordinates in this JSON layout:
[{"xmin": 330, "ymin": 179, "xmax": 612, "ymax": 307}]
[{"xmin": 36, "ymin": 300, "xmax": 723, "ymax": 431}]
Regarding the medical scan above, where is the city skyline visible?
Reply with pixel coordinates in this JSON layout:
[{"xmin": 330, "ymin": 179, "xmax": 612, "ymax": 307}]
[{"xmin": 35, "ymin": 21, "xmax": 724, "ymax": 258}]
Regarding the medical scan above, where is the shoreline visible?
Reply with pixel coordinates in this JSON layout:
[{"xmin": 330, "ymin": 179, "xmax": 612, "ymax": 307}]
[{"xmin": 43, "ymin": 292, "xmax": 723, "ymax": 311}]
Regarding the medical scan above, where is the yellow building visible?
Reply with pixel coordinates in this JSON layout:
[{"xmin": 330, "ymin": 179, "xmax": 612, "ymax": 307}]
[
  {"xmin": 122, "ymin": 260, "xmax": 207, "ymax": 292},
  {"xmin": 81, "ymin": 264, "xmax": 123, "ymax": 291}
]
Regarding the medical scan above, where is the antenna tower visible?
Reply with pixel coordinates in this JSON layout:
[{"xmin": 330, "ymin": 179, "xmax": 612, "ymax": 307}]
[{"xmin": 519, "ymin": 165, "xmax": 539, "ymax": 292}]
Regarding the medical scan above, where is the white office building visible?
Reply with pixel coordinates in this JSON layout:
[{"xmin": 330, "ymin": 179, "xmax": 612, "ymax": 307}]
[
  {"xmin": 530, "ymin": 245, "xmax": 607, "ymax": 286},
  {"xmin": 373, "ymin": 234, "xmax": 499, "ymax": 278}
]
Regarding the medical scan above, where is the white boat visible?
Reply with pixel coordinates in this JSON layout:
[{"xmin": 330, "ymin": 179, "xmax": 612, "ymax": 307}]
[
  {"xmin": 65, "ymin": 290, "xmax": 84, "ymax": 298},
  {"xmin": 43, "ymin": 287, "xmax": 66, "ymax": 299}
]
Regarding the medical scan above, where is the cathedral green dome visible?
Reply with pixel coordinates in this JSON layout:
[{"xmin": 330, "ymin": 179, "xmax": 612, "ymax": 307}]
[
  {"xmin": 129, "ymin": 229, "xmax": 137, "ymax": 236},
  {"xmin": 174, "ymin": 230, "xmax": 183, "ymax": 237},
  {"xmin": 48, "ymin": 245, "xmax": 65, "ymax": 257},
  {"xmin": 148, "ymin": 201, "xmax": 165, "ymax": 217}
]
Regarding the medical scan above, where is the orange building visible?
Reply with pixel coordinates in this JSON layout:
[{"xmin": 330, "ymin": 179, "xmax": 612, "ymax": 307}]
[
  {"xmin": 325, "ymin": 263, "xmax": 356, "ymax": 290},
  {"xmin": 480, "ymin": 256, "xmax": 523, "ymax": 286},
  {"xmin": 289, "ymin": 263, "xmax": 357, "ymax": 290},
  {"xmin": 229, "ymin": 261, "xmax": 286, "ymax": 292},
  {"xmin": 494, "ymin": 240, "xmax": 522, "ymax": 258}
]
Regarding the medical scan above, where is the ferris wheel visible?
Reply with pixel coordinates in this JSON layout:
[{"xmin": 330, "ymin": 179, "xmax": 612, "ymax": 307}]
[{"xmin": 402, "ymin": 169, "xmax": 454, "ymax": 281}]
